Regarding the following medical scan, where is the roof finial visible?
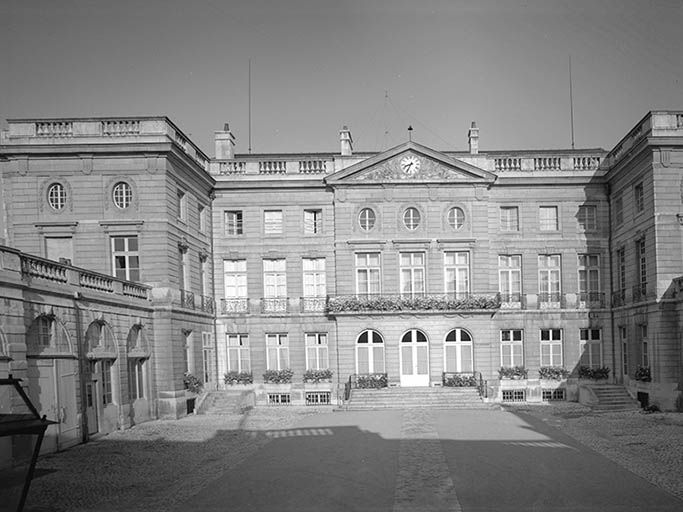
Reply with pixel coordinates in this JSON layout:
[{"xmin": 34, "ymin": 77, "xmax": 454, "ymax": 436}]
[{"xmin": 408, "ymin": 125, "xmax": 413, "ymax": 142}]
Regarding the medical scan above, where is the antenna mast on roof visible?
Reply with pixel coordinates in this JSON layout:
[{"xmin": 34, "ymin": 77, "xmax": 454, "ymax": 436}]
[
  {"xmin": 248, "ymin": 58, "xmax": 252, "ymax": 154},
  {"xmin": 569, "ymin": 55, "xmax": 575, "ymax": 150}
]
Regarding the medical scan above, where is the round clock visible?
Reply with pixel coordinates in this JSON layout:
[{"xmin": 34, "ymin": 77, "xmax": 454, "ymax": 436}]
[{"xmin": 400, "ymin": 155, "xmax": 421, "ymax": 175}]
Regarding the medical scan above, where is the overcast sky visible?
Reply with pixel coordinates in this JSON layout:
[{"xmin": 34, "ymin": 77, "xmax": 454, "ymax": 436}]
[{"xmin": 1, "ymin": 0, "xmax": 681, "ymax": 155}]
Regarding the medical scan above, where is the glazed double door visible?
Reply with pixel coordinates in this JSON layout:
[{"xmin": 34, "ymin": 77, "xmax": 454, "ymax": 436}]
[{"xmin": 399, "ymin": 330, "xmax": 430, "ymax": 387}]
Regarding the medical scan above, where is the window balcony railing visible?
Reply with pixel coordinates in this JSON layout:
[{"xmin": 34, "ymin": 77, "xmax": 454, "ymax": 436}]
[
  {"xmin": 577, "ymin": 292, "xmax": 605, "ymax": 309},
  {"xmin": 537, "ymin": 292, "xmax": 565, "ymax": 309},
  {"xmin": 632, "ymin": 283, "xmax": 649, "ymax": 303},
  {"xmin": 328, "ymin": 293, "xmax": 501, "ymax": 313},
  {"xmin": 221, "ymin": 298, "xmax": 250, "ymax": 314},
  {"xmin": 261, "ymin": 297, "xmax": 289, "ymax": 314},
  {"xmin": 180, "ymin": 289, "xmax": 195, "ymax": 309},
  {"xmin": 300, "ymin": 296, "xmax": 327, "ymax": 313},
  {"xmin": 612, "ymin": 290, "xmax": 626, "ymax": 307},
  {"xmin": 200, "ymin": 295, "xmax": 215, "ymax": 314},
  {"xmin": 499, "ymin": 293, "xmax": 525, "ymax": 310}
]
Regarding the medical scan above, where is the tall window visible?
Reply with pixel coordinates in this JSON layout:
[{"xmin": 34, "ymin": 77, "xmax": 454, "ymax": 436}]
[
  {"xmin": 200, "ymin": 256, "xmax": 210, "ymax": 297},
  {"xmin": 356, "ymin": 330, "xmax": 384, "ymax": 374},
  {"xmin": 616, "ymin": 247, "xmax": 626, "ymax": 301},
  {"xmin": 636, "ymin": 238, "xmax": 647, "ymax": 297},
  {"xmin": 304, "ymin": 209, "xmax": 322, "ymax": 234},
  {"xmin": 577, "ymin": 205, "xmax": 597, "ymax": 231},
  {"xmin": 37, "ymin": 316, "xmax": 54, "ymax": 347},
  {"xmin": 538, "ymin": 255, "xmax": 561, "ymax": 304},
  {"xmin": 264, "ymin": 210, "xmax": 283, "ymax": 234},
  {"xmin": 178, "ymin": 248, "xmax": 188, "ymax": 290},
  {"xmin": 499, "ymin": 206, "xmax": 519, "ymax": 231},
  {"xmin": 639, "ymin": 324, "xmax": 649, "ymax": 367},
  {"xmin": 263, "ymin": 259, "xmax": 286, "ymax": 297},
  {"xmin": 444, "ymin": 329, "xmax": 473, "ymax": 373},
  {"xmin": 224, "ymin": 259, "xmax": 246, "ymax": 298},
  {"xmin": 634, "ymin": 182, "xmax": 644, "ymax": 213},
  {"xmin": 201, "ymin": 332, "xmax": 214, "ymax": 384},
  {"xmin": 225, "ymin": 210, "xmax": 243, "ymax": 235},
  {"xmin": 305, "ymin": 333, "xmax": 328, "ymax": 370},
  {"xmin": 500, "ymin": 330, "xmax": 523, "ymax": 368},
  {"xmin": 499, "ymin": 255, "xmax": 522, "ymax": 303},
  {"xmin": 112, "ymin": 235, "xmax": 140, "ymax": 281},
  {"xmin": 614, "ymin": 192, "xmax": 623, "ymax": 225},
  {"xmin": 444, "ymin": 251, "xmax": 469, "ymax": 298},
  {"xmin": 128, "ymin": 359, "xmax": 145, "ymax": 400},
  {"xmin": 539, "ymin": 206, "xmax": 559, "ymax": 231},
  {"xmin": 540, "ymin": 329, "xmax": 563, "ymax": 366},
  {"xmin": 403, "ymin": 207, "xmax": 421, "ymax": 230},
  {"xmin": 198, "ymin": 205, "xmax": 207, "ymax": 232},
  {"xmin": 227, "ymin": 334, "xmax": 250, "ymax": 372},
  {"xmin": 303, "ymin": 258, "xmax": 326, "ymax": 297},
  {"xmin": 578, "ymin": 254, "xmax": 600, "ymax": 299},
  {"xmin": 620, "ymin": 326, "xmax": 628, "ymax": 376},
  {"xmin": 101, "ymin": 360, "xmax": 113, "ymax": 405},
  {"xmin": 579, "ymin": 329, "xmax": 601, "ymax": 369},
  {"xmin": 358, "ymin": 208, "xmax": 376, "ymax": 231},
  {"xmin": 266, "ymin": 333, "xmax": 289, "ymax": 370},
  {"xmin": 400, "ymin": 252, "xmax": 425, "ymax": 298},
  {"xmin": 177, "ymin": 190, "xmax": 187, "ymax": 221},
  {"xmin": 356, "ymin": 252, "xmax": 381, "ymax": 296}
]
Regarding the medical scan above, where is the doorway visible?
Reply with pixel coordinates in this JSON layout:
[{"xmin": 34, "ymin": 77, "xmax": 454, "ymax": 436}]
[{"xmin": 399, "ymin": 330, "xmax": 429, "ymax": 387}]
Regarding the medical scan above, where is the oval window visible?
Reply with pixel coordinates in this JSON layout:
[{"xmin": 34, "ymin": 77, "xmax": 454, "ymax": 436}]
[
  {"xmin": 47, "ymin": 183, "xmax": 66, "ymax": 210},
  {"xmin": 447, "ymin": 207, "xmax": 465, "ymax": 230},
  {"xmin": 359, "ymin": 208, "xmax": 376, "ymax": 231},
  {"xmin": 112, "ymin": 182, "xmax": 133, "ymax": 209},
  {"xmin": 403, "ymin": 207, "xmax": 420, "ymax": 230}
]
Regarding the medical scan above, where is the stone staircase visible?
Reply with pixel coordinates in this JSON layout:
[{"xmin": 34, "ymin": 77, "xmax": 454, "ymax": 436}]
[
  {"xmin": 587, "ymin": 384, "xmax": 640, "ymax": 411},
  {"xmin": 345, "ymin": 386, "xmax": 493, "ymax": 410},
  {"xmin": 198, "ymin": 390, "xmax": 254, "ymax": 415}
]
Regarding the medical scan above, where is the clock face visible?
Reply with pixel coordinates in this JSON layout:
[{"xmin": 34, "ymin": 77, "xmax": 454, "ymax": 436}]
[{"xmin": 400, "ymin": 155, "xmax": 421, "ymax": 176}]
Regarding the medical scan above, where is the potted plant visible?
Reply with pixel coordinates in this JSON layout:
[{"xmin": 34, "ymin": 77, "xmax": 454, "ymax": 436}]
[
  {"xmin": 538, "ymin": 366, "xmax": 569, "ymax": 381},
  {"xmin": 263, "ymin": 369, "xmax": 294, "ymax": 384},
  {"xmin": 442, "ymin": 373, "xmax": 477, "ymax": 387},
  {"xmin": 303, "ymin": 369, "xmax": 333, "ymax": 383},
  {"xmin": 224, "ymin": 371, "xmax": 253, "ymax": 385},
  {"xmin": 498, "ymin": 366, "xmax": 528, "ymax": 380},
  {"xmin": 578, "ymin": 366, "xmax": 610, "ymax": 380},
  {"xmin": 634, "ymin": 366, "xmax": 651, "ymax": 382},
  {"xmin": 183, "ymin": 371, "xmax": 203, "ymax": 394},
  {"xmin": 355, "ymin": 373, "xmax": 388, "ymax": 389}
]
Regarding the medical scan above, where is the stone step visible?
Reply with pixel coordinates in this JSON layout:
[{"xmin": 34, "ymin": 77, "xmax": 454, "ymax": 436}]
[{"xmin": 347, "ymin": 387, "xmax": 486, "ymax": 410}]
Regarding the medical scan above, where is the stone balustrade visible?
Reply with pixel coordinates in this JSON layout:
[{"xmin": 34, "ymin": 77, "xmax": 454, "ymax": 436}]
[{"xmin": 1, "ymin": 246, "xmax": 150, "ymax": 301}]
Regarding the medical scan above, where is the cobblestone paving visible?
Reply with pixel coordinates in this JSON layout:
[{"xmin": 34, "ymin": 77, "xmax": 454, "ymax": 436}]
[
  {"xmin": 506, "ymin": 402, "xmax": 683, "ymax": 501},
  {"xmin": 10, "ymin": 403, "xmax": 683, "ymax": 511},
  {"xmin": 393, "ymin": 409, "xmax": 462, "ymax": 512}
]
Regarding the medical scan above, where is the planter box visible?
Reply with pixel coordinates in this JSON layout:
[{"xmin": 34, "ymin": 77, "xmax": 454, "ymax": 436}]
[
  {"xmin": 540, "ymin": 379, "xmax": 567, "ymax": 389},
  {"xmin": 303, "ymin": 381, "xmax": 332, "ymax": 390},
  {"xmin": 499, "ymin": 378, "xmax": 528, "ymax": 388},
  {"xmin": 262, "ymin": 383, "xmax": 292, "ymax": 392}
]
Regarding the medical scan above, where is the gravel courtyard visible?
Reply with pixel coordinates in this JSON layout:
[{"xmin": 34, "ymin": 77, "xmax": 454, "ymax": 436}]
[{"xmin": 7, "ymin": 403, "xmax": 683, "ymax": 511}]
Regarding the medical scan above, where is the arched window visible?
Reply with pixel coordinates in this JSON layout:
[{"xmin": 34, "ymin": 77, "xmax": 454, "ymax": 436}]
[
  {"xmin": 444, "ymin": 328, "xmax": 473, "ymax": 373},
  {"xmin": 27, "ymin": 314, "xmax": 73, "ymax": 355},
  {"xmin": 356, "ymin": 330, "xmax": 385, "ymax": 374},
  {"xmin": 86, "ymin": 320, "xmax": 117, "ymax": 359}
]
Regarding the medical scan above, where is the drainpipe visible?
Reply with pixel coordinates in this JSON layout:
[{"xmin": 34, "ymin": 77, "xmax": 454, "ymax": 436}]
[
  {"xmin": 73, "ymin": 292, "xmax": 89, "ymax": 443},
  {"xmin": 607, "ymin": 184, "xmax": 618, "ymax": 384}
]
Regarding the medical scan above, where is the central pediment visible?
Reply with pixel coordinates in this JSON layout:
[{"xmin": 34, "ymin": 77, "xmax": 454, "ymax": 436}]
[{"xmin": 326, "ymin": 141, "xmax": 496, "ymax": 185}]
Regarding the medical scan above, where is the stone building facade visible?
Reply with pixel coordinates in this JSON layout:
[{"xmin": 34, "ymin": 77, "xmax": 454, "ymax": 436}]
[{"xmin": 0, "ymin": 111, "xmax": 682, "ymax": 466}]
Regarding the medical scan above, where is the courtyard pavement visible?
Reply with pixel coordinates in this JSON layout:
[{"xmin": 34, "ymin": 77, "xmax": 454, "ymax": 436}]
[{"xmin": 3, "ymin": 403, "xmax": 682, "ymax": 512}]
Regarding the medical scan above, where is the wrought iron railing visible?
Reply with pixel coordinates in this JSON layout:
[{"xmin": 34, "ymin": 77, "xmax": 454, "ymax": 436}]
[
  {"xmin": 537, "ymin": 292, "xmax": 565, "ymax": 309},
  {"xmin": 200, "ymin": 295, "xmax": 215, "ymax": 314},
  {"xmin": 180, "ymin": 289, "xmax": 195, "ymax": 309},
  {"xmin": 300, "ymin": 296, "xmax": 327, "ymax": 313},
  {"xmin": 499, "ymin": 293, "xmax": 525, "ymax": 309},
  {"xmin": 261, "ymin": 297, "xmax": 289, "ymax": 314},
  {"xmin": 221, "ymin": 298, "xmax": 250, "ymax": 314},
  {"xmin": 577, "ymin": 292, "xmax": 605, "ymax": 308}
]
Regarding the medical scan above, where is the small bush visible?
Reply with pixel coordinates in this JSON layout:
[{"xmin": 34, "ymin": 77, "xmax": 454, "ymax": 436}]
[
  {"xmin": 635, "ymin": 366, "xmax": 651, "ymax": 382},
  {"xmin": 578, "ymin": 366, "xmax": 610, "ymax": 380},
  {"xmin": 538, "ymin": 366, "xmax": 569, "ymax": 380},
  {"xmin": 303, "ymin": 369, "xmax": 333, "ymax": 383},
  {"xmin": 263, "ymin": 369, "xmax": 294, "ymax": 384},
  {"xmin": 499, "ymin": 366, "xmax": 528, "ymax": 379},
  {"xmin": 224, "ymin": 371, "xmax": 253, "ymax": 385},
  {"xmin": 355, "ymin": 373, "xmax": 388, "ymax": 389},
  {"xmin": 183, "ymin": 372, "xmax": 203, "ymax": 394},
  {"xmin": 443, "ymin": 373, "xmax": 477, "ymax": 387}
]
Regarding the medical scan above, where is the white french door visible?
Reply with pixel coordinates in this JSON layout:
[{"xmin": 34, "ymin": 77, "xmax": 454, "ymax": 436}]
[{"xmin": 399, "ymin": 330, "xmax": 430, "ymax": 386}]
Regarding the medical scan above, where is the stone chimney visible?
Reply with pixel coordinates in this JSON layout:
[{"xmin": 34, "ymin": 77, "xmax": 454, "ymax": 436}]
[
  {"xmin": 340, "ymin": 125, "xmax": 353, "ymax": 156},
  {"xmin": 468, "ymin": 121, "xmax": 479, "ymax": 154},
  {"xmin": 215, "ymin": 123, "xmax": 236, "ymax": 159}
]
